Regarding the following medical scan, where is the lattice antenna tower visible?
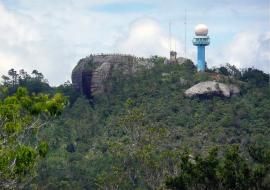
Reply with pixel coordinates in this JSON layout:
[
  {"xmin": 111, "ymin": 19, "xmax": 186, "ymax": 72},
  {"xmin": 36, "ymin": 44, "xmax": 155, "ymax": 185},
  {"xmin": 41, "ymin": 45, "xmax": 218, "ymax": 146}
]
[
  {"xmin": 169, "ymin": 21, "xmax": 172, "ymax": 53},
  {"xmin": 184, "ymin": 8, "xmax": 187, "ymax": 58}
]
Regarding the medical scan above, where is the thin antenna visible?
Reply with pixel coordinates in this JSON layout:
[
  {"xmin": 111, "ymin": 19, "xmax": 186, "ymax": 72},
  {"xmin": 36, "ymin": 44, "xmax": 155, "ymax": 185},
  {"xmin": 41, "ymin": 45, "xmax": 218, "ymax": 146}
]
[
  {"xmin": 184, "ymin": 8, "xmax": 187, "ymax": 58},
  {"xmin": 169, "ymin": 21, "xmax": 172, "ymax": 53}
]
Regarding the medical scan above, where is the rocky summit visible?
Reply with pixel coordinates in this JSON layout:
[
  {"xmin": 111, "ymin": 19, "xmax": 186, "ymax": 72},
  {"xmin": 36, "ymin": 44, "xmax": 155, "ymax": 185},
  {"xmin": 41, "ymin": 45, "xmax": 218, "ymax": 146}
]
[
  {"xmin": 71, "ymin": 54, "xmax": 153, "ymax": 97},
  {"xmin": 71, "ymin": 54, "xmax": 189, "ymax": 97}
]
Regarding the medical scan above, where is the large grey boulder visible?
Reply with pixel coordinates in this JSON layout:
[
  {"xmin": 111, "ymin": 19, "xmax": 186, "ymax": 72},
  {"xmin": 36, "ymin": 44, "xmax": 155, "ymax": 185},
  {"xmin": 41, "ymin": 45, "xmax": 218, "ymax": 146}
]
[
  {"xmin": 72, "ymin": 54, "xmax": 154, "ymax": 97},
  {"xmin": 184, "ymin": 81, "xmax": 240, "ymax": 98}
]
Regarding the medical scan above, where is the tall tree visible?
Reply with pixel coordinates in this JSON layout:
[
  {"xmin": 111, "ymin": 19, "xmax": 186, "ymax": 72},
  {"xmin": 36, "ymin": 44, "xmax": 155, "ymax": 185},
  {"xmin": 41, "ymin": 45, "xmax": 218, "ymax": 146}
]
[
  {"xmin": 1, "ymin": 75, "xmax": 11, "ymax": 86},
  {"xmin": 8, "ymin": 69, "xmax": 18, "ymax": 85},
  {"xmin": 32, "ymin": 70, "xmax": 44, "ymax": 82}
]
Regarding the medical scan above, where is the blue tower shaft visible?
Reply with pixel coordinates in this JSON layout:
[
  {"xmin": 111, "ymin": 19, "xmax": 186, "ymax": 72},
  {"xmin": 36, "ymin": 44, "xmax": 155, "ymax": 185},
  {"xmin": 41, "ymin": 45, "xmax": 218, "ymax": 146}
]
[
  {"xmin": 192, "ymin": 36, "xmax": 210, "ymax": 71},
  {"xmin": 197, "ymin": 45, "xmax": 205, "ymax": 71}
]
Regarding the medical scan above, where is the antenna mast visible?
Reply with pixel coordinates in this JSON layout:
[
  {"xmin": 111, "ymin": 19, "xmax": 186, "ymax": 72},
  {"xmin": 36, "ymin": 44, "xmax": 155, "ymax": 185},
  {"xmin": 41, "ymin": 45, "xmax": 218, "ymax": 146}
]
[
  {"xmin": 184, "ymin": 9, "xmax": 187, "ymax": 58},
  {"xmin": 169, "ymin": 21, "xmax": 172, "ymax": 53}
]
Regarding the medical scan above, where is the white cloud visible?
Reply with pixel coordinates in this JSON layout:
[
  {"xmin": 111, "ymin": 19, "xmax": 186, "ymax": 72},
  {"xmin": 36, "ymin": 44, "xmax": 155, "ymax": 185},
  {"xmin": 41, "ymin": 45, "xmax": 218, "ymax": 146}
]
[
  {"xmin": 116, "ymin": 18, "xmax": 183, "ymax": 57},
  {"xmin": 0, "ymin": 6, "xmax": 40, "ymax": 44},
  {"xmin": 0, "ymin": 52, "xmax": 19, "ymax": 71},
  {"xmin": 0, "ymin": 3, "xmax": 41, "ymax": 71},
  {"xmin": 227, "ymin": 31, "xmax": 270, "ymax": 72},
  {"xmin": 0, "ymin": 1, "xmax": 146, "ymax": 85},
  {"xmin": 0, "ymin": 1, "xmax": 124, "ymax": 85},
  {"xmin": 0, "ymin": 0, "xmax": 269, "ymax": 86}
]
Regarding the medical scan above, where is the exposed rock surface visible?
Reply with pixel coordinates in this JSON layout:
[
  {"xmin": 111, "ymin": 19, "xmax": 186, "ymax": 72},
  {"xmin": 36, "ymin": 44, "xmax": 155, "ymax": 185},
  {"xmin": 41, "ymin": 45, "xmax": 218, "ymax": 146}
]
[
  {"xmin": 72, "ymin": 54, "xmax": 154, "ymax": 97},
  {"xmin": 184, "ymin": 81, "xmax": 240, "ymax": 98}
]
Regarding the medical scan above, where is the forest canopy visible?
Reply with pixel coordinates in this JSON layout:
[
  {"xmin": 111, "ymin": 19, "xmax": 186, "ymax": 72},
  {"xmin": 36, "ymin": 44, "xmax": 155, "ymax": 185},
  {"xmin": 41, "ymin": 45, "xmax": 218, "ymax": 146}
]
[{"xmin": 0, "ymin": 60, "xmax": 269, "ymax": 189}]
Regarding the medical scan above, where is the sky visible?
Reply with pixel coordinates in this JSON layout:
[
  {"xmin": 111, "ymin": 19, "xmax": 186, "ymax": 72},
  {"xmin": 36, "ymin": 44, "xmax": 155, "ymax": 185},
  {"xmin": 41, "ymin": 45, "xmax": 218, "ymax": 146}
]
[{"xmin": 0, "ymin": 0, "xmax": 269, "ymax": 86}]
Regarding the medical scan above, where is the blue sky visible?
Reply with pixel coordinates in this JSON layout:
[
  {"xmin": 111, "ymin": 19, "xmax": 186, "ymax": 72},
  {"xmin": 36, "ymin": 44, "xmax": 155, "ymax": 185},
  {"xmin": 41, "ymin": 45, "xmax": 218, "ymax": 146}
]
[{"xmin": 0, "ymin": 0, "xmax": 269, "ymax": 85}]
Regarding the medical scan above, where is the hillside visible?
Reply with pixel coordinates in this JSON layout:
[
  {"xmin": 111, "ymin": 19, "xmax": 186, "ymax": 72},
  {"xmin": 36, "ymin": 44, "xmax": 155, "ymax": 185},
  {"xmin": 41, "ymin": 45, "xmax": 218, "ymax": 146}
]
[
  {"xmin": 1, "ymin": 58, "xmax": 269, "ymax": 189},
  {"xmin": 22, "ymin": 59, "xmax": 268, "ymax": 189}
]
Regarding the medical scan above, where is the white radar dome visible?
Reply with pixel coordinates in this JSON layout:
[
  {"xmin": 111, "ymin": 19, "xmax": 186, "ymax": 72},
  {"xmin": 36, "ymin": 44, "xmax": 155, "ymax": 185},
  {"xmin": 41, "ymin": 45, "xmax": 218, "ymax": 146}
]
[{"xmin": 195, "ymin": 24, "xmax": 208, "ymax": 36}]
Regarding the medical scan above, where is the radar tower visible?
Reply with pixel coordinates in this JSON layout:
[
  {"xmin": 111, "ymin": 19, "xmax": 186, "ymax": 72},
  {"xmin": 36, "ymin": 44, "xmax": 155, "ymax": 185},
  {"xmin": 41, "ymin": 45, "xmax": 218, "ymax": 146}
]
[{"xmin": 192, "ymin": 24, "xmax": 210, "ymax": 71}]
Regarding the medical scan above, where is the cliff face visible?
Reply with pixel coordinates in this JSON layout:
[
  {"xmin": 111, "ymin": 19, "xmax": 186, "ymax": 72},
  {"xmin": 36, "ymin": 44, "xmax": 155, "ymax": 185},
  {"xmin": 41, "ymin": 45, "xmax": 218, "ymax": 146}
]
[{"xmin": 71, "ymin": 54, "xmax": 154, "ymax": 97}]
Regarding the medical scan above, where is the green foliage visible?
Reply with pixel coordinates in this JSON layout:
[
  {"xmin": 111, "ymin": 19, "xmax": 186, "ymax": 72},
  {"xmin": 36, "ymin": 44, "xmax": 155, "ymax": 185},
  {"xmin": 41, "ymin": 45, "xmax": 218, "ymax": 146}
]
[
  {"xmin": 241, "ymin": 68, "xmax": 269, "ymax": 87},
  {"xmin": 165, "ymin": 146, "xmax": 270, "ymax": 190},
  {"xmin": 149, "ymin": 55, "xmax": 166, "ymax": 65},
  {"xmin": 219, "ymin": 146, "xmax": 251, "ymax": 190},
  {"xmin": 18, "ymin": 59, "xmax": 269, "ymax": 189},
  {"xmin": 55, "ymin": 81, "xmax": 80, "ymax": 105},
  {"xmin": 218, "ymin": 66, "xmax": 230, "ymax": 76},
  {"xmin": 0, "ymin": 87, "xmax": 66, "ymax": 189},
  {"xmin": 38, "ymin": 141, "xmax": 49, "ymax": 158},
  {"xmin": 1, "ymin": 68, "xmax": 52, "ymax": 95},
  {"xmin": 15, "ymin": 145, "xmax": 37, "ymax": 175}
]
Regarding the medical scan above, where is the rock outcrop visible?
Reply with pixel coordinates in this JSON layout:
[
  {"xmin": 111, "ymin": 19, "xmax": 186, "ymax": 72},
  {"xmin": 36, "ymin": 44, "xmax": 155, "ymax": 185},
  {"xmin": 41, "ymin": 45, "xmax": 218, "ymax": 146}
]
[
  {"xmin": 72, "ymin": 54, "xmax": 154, "ymax": 97},
  {"xmin": 184, "ymin": 81, "xmax": 240, "ymax": 98}
]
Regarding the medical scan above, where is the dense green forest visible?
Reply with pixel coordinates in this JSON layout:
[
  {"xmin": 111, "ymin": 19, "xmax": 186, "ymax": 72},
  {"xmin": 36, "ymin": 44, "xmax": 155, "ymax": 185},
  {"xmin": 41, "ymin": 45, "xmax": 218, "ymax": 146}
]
[
  {"xmin": 1, "ymin": 59, "xmax": 270, "ymax": 189},
  {"xmin": 0, "ymin": 71, "xmax": 66, "ymax": 189}
]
